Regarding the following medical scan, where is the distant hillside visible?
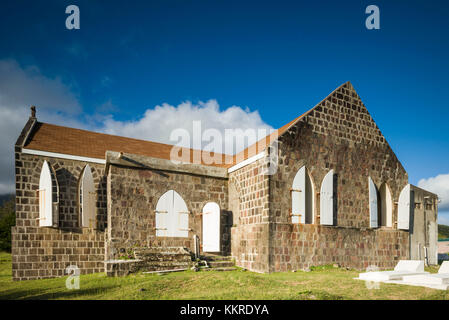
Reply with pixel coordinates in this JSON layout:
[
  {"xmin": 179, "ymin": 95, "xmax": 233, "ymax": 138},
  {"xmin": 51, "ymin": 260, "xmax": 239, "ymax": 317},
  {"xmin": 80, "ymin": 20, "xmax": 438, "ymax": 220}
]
[
  {"xmin": 438, "ymin": 224, "xmax": 449, "ymax": 240},
  {"xmin": 0, "ymin": 194, "xmax": 14, "ymax": 207}
]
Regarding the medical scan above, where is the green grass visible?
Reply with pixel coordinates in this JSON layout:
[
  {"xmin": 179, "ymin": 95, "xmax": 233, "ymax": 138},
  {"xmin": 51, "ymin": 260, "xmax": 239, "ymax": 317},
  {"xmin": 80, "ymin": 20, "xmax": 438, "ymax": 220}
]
[{"xmin": 0, "ymin": 251, "xmax": 448, "ymax": 300}]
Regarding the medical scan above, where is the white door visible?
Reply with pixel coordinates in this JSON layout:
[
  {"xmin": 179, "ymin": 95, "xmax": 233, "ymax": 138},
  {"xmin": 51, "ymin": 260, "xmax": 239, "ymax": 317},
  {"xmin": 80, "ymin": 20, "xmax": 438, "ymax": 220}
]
[{"xmin": 202, "ymin": 202, "xmax": 220, "ymax": 252}]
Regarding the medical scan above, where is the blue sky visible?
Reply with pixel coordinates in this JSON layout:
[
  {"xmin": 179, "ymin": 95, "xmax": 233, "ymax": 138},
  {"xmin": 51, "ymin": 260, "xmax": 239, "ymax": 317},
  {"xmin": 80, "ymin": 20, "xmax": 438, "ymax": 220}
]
[{"xmin": 0, "ymin": 0, "xmax": 448, "ymax": 221}]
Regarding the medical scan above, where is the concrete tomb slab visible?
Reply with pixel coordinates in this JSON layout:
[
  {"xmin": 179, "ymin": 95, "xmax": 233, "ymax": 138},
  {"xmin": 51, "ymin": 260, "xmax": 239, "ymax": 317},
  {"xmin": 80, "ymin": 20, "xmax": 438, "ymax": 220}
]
[
  {"xmin": 401, "ymin": 261, "xmax": 449, "ymax": 286},
  {"xmin": 358, "ymin": 260, "xmax": 427, "ymax": 281}
]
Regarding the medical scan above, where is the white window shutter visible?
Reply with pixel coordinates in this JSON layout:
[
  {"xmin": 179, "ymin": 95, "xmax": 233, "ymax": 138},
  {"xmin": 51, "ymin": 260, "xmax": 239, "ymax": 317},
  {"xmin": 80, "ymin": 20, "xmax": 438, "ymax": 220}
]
[
  {"xmin": 292, "ymin": 166, "xmax": 306, "ymax": 224},
  {"xmin": 155, "ymin": 190, "xmax": 189, "ymax": 237},
  {"xmin": 155, "ymin": 190, "xmax": 172, "ymax": 237},
  {"xmin": 173, "ymin": 191, "xmax": 189, "ymax": 238},
  {"xmin": 320, "ymin": 170, "xmax": 334, "ymax": 225},
  {"xmin": 368, "ymin": 177, "xmax": 378, "ymax": 228},
  {"xmin": 398, "ymin": 184, "xmax": 411, "ymax": 230},
  {"xmin": 39, "ymin": 161, "xmax": 53, "ymax": 227},
  {"xmin": 81, "ymin": 164, "xmax": 96, "ymax": 228}
]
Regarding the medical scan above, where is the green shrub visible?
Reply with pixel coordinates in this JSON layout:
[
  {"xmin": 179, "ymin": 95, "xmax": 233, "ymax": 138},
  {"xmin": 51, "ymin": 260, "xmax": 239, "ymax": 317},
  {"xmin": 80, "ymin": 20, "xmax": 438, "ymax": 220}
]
[
  {"xmin": 439, "ymin": 224, "xmax": 449, "ymax": 239},
  {"xmin": 0, "ymin": 199, "xmax": 15, "ymax": 252}
]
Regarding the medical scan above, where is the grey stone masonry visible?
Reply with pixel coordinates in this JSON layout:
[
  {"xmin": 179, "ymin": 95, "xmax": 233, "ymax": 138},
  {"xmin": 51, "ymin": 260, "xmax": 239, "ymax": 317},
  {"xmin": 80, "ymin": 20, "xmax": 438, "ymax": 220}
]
[
  {"xmin": 11, "ymin": 82, "xmax": 439, "ymax": 279},
  {"xmin": 106, "ymin": 152, "xmax": 230, "ymax": 261},
  {"xmin": 12, "ymin": 151, "xmax": 107, "ymax": 280}
]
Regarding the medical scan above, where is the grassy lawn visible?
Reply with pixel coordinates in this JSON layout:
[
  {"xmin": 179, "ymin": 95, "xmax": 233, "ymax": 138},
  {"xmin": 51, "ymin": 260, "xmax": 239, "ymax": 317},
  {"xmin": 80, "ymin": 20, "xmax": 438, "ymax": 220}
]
[{"xmin": 1, "ymin": 251, "xmax": 449, "ymax": 300}]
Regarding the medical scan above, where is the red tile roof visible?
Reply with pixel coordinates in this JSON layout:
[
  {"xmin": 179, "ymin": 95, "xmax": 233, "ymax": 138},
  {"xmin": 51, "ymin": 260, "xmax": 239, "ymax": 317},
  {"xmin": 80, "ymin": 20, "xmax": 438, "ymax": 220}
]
[{"xmin": 24, "ymin": 122, "xmax": 233, "ymax": 168}]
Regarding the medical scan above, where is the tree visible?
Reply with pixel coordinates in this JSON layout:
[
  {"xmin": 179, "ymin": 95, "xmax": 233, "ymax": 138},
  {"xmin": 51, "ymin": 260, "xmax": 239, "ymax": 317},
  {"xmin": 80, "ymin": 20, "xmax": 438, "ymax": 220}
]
[{"xmin": 0, "ymin": 198, "xmax": 15, "ymax": 252}]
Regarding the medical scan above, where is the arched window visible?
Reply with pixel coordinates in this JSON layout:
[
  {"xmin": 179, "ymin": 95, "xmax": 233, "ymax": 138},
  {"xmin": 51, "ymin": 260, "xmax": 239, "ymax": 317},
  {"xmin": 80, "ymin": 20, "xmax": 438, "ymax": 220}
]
[
  {"xmin": 379, "ymin": 183, "xmax": 393, "ymax": 227},
  {"xmin": 320, "ymin": 170, "xmax": 335, "ymax": 225},
  {"xmin": 368, "ymin": 178, "xmax": 394, "ymax": 228},
  {"xmin": 155, "ymin": 190, "xmax": 189, "ymax": 237},
  {"xmin": 79, "ymin": 164, "xmax": 96, "ymax": 228},
  {"xmin": 291, "ymin": 166, "xmax": 315, "ymax": 224},
  {"xmin": 38, "ymin": 160, "xmax": 59, "ymax": 227}
]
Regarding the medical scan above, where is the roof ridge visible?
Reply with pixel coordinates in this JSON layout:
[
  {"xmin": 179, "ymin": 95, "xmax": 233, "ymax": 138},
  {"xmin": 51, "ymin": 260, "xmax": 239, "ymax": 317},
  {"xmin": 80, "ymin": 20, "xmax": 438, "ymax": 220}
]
[{"xmin": 229, "ymin": 81, "xmax": 352, "ymax": 165}]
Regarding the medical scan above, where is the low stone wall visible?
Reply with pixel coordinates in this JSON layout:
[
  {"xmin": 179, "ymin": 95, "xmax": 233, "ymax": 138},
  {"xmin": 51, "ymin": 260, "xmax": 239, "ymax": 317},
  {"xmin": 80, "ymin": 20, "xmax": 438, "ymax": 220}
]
[
  {"xmin": 106, "ymin": 157, "xmax": 229, "ymax": 260},
  {"xmin": 13, "ymin": 151, "xmax": 107, "ymax": 280},
  {"xmin": 134, "ymin": 246, "xmax": 193, "ymax": 271},
  {"xmin": 106, "ymin": 247, "xmax": 194, "ymax": 276},
  {"xmin": 105, "ymin": 259, "xmax": 143, "ymax": 277},
  {"xmin": 410, "ymin": 185, "xmax": 438, "ymax": 265},
  {"xmin": 11, "ymin": 226, "xmax": 105, "ymax": 280},
  {"xmin": 231, "ymin": 223, "xmax": 270, "ymax": 273},
  {"xmin": 269, "ymin": 223, "xmax": 409, "ymax": 272}
]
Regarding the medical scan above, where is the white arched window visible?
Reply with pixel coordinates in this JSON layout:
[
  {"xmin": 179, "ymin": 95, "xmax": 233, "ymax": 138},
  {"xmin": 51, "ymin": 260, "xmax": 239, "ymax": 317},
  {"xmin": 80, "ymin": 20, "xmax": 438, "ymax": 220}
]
[
  {"xmin": 38, "ymin": 160, "xmax": 58, "ymax": 227},
  {"xmin": 379, "ymin": 183, "xmax": 393, "ymax": 227},
  {"xmin": 155, "ymin": 190, "xmax": 189, "ymax": 237},
  {"xmin": 398, "ymin": 184, "xmax": 412, "ymax": 230},
  {"xmin": 320, "ymin": 169, "xmax": 335, "ymax": 225},
  {"xmin": 368, "ymin": 177, "xmax": 378, "ymax": 228},
  {"xmin": 80, "ymin": 164, "xmax": 96, "ymax": 228},
  {"xmin": 291, "ymin": 166, "xmax": 314, "ymax": 224}
]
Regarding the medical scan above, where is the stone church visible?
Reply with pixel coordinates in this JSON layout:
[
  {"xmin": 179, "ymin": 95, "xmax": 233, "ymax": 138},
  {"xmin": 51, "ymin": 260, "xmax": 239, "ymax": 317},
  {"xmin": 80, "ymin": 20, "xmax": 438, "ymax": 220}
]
[{"xmin": 11, "ymin": 82, "xmax": 438, "ymax": 280}]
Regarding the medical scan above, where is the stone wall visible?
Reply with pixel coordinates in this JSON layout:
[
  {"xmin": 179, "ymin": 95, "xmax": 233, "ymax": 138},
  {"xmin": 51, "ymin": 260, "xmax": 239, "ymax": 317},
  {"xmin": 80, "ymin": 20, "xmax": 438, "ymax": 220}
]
[
  {"xmin": 229, "ymin": 158, "xmax": 271, "ymax": 272},
  {"xmin": 410, "ymin": 185, "xmax": 438, "ymax": 265},
  {"xmin": 267, "ymin": 82, "xmax": 411, "ymax": 271},
  {"xmin": 12, "ymin": 82, "xmax": 437, "ymax": 278},
  {"xmin": 269, "ymin": 224, "xmax": 409, "ymax": 271},
  {"xmin": 106, "ymin": 153, "xmax": 229, "ymax": 260},
  {"xmin": 12, "ymin": 151, "xmax": 106, "ymax": 280}
]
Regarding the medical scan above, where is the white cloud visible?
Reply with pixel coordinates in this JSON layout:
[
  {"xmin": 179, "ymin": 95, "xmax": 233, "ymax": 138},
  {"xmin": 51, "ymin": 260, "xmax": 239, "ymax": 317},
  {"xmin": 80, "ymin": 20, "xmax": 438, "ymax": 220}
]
[
  {"xmin": 418, "ymin": 173, "xmax": 449, "ymax": 211},
  {"xmin": 0, "ymin": 59, "xmax": 274, "ymax": 194},
  {"xmin": 100, "ymin": 99, "xmax": 274, "ymax": 155},
  {"xmin": 0, "ymin": 59, "xmax": 84, "ymax": 195},
  {"xmin": 0, "ymin": 59, "xmax": 81, "ymax": 114}
]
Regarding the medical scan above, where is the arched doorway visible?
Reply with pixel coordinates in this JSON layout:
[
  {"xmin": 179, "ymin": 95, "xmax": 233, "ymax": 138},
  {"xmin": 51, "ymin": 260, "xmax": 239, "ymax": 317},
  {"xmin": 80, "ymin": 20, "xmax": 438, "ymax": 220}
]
[{"xmin": 202, "ymin": 202, "xmax": 220, "ymax": 252}]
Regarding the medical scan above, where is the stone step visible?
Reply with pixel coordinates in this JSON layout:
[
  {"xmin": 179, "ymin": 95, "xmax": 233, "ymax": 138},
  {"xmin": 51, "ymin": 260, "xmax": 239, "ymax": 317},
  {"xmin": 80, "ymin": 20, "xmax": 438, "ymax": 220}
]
[
  {"xmin": 134, "ymin": 247, "xmax": 193, "ymax": 262},
  {"xmin": 135, "ymin": 253, "xmax": 192, "ymax": 262},
  {"xmin": 207, "ymin": 260, "xmax": 235, "ymax": 268},
  {"xmin": 200, "ymin": 255, "xmax": 233, "ymax": 262},
  {"xmin": 143, "ymin": 268, "xmax": 189, "ymax": 275},
  {"xmin": 142, "ymin": 261, "xmax": 192, "ymax": 271},
  {"xmin": 203, "ymin": 267, "xmax": 237, "ymax": 272},
  {"xmin": 135, "ymin": 246, "xmax": 192, "ymax": 255}
]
